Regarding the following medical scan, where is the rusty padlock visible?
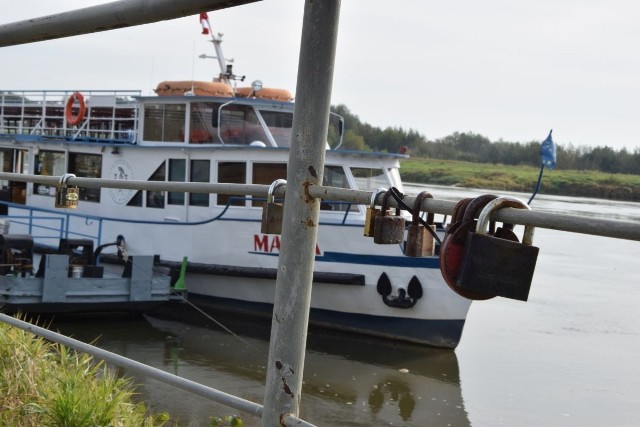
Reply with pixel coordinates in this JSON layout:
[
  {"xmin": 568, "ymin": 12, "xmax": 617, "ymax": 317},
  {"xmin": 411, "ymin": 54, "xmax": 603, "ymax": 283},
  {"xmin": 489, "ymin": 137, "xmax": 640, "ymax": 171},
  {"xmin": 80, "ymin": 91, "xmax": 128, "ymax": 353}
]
[
  {"xmin": 364, "ymin": 187, "xmax": 387, "ymax": 237},
  {"xmin": 373, "ymin": 190, "xmax": 405, "ymax": 244},
  {"xmin": 55, "ymin": 173, "xmax": 79, "ymax": 209},
  {"xmin": 457, "ymin": 196, "xmax": 539, "ymax": 301},
  {"xmin": 260, "ymin": 179, "xmax": 287, "ymax": 234},
  {"xmin": 405, "ymin": 191, "xmax": 436, "ymax": 257},
  {"xmin": 439, "ymin": 194, "xmax": 503, "ymax": 300}
]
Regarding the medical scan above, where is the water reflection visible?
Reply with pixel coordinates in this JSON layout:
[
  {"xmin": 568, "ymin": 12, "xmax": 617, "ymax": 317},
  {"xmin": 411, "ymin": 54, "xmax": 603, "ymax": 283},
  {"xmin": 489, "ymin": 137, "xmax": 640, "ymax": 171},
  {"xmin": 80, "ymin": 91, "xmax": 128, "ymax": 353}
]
[{"xmin": 49, "ymin": 315, "xmax": 470, "ymax": 426}]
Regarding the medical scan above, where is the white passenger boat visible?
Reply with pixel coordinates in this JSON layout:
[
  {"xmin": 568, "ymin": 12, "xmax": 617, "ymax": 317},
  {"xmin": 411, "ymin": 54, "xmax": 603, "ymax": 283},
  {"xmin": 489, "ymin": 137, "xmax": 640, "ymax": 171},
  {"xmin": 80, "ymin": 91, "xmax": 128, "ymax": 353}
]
[{"xmin": 0, "ymin": 27, "xmax": 471, "ymax": 348}]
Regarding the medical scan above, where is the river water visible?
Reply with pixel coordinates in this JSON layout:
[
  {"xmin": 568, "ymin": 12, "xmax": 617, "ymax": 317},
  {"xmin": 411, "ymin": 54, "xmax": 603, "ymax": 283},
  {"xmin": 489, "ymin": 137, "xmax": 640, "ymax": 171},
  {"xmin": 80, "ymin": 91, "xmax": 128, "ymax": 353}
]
[{"xmin": 47, "ymin": 186, "xmax": 640, "ymax": 426}]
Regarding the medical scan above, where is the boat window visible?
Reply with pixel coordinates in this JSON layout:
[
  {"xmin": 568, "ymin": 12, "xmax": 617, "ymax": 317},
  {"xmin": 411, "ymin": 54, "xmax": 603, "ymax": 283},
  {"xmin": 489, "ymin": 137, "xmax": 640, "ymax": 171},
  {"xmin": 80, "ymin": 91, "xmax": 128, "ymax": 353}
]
[
  {"xmin": 68, "ymin": 153, "xmax": 102, "ymax": 203},
  {"xmin": 189, "ymin": 160, "xmax": 210, "ymax": 207},
  {"xmin": 146, "ymin": 162, "xmax": 166, "ymax": 208},
  {"xmin": 168, "ymin": 159, "xmax": 186, "ymax": 205},
  {"xmin": 351, "ymin": 167, "xmax": 388, "ymax": 192},
  {"xmin": 126, "ymin": 191, "xmax": 143, "ymax": 207},
  {"xmin": 258, "ymin": 110, "xmax": 293, "ymax": 147},
  {"xmin": 322, "ymin": 166, "xmax": 357, "ymax": 212},
  {"xmin": 0, "ymin": 149, "xmax": 12, "ymax": 196},
  {"xmin": 387, "ymin": 167, "xmax": 404, "ymax": 193},
  {"xmin": 217, "ymin": 162, "xmax": 246, "ymax": 206},
  {"xmin": 219, "ymin": 104, "xmax": 269, "ymax": 145},
  {"xmin": 33, "ymin": 150, "xmax": 66, "ymax": 197},
  {"xmin": 189, "ymin": 102, "xmax": 222, "ymax": 144},
  {"xmin": 143, "ymin": 103, "xmax": 186, "ymax": 143},
  {"xmin": 251, "ymin": 163, "xmax": 287, "ymax": 207}
]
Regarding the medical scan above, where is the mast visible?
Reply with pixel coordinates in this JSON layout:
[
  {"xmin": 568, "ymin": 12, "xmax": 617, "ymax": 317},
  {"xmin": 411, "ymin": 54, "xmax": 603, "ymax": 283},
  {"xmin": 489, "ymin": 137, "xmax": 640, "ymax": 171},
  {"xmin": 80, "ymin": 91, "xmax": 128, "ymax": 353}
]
[{"xmin": 200, "ymin": 12, "xmax": 244, "ymax": 86}]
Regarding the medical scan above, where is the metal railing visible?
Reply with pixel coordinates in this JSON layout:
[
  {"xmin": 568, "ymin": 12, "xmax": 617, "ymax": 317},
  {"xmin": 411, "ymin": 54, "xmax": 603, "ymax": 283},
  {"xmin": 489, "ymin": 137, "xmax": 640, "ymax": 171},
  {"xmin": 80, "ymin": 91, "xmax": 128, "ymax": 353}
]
[
  {"xmin": 2, "ymin": 172, "xmax": 639, "ymax": 242},
  {"xmin": 0, "ymin": 90, "xmax": 140, "ymax": 143}
]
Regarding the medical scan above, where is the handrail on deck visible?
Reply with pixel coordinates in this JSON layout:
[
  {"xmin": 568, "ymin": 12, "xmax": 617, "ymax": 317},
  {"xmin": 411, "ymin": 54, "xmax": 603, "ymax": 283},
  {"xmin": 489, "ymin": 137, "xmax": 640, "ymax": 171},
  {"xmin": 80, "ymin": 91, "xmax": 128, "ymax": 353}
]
[{"xmin": 0, "ymin": 89, "xmax": 140, "ymax": 143}]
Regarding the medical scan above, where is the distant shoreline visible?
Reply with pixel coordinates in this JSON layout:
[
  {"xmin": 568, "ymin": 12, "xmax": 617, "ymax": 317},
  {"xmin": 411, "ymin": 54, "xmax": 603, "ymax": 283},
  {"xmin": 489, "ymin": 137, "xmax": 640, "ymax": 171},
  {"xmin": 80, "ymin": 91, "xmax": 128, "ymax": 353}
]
[{"xmin": 400, "ymin": 158, "xmax": 640, "ymax": 203}]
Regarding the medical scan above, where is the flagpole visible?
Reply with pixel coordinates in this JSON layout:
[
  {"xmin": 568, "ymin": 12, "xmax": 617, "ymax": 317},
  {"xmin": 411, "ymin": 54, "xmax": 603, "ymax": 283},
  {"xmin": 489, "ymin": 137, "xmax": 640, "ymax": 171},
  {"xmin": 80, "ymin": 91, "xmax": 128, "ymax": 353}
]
[{"xmin": 528, "ymin": 164, "xmax": 545, "ymax": 204}]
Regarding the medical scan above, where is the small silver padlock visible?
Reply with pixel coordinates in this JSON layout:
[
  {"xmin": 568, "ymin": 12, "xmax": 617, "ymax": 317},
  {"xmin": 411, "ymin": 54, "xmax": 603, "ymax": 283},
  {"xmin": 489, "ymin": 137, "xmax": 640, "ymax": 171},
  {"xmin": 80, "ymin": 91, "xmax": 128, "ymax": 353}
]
[
  {"xmin": 373, "ymin": 190, "xmax": 406, "ymax": 244},
  {"xmin": 364, "ymin": 187, "xmax": 387, "ymax": 237},
  {"xmin": 55, "ymin": 173, "xmax": 79, "ymax": 209},
  {"xmin": 405, "ymin": 191, "xmax": 436, "ymax": 257},
  {"xmin": 261, "ymin": 179, "xmax": 287, "ymax": 234}
]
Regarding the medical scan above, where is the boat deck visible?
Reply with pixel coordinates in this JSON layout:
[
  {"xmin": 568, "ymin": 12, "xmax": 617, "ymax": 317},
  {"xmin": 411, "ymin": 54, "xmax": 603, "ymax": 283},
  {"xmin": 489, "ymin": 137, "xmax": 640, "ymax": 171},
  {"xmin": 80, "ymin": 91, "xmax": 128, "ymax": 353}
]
[{"xmin": 0, "ymin": 90, "xmax": 140, "ymax": 143}]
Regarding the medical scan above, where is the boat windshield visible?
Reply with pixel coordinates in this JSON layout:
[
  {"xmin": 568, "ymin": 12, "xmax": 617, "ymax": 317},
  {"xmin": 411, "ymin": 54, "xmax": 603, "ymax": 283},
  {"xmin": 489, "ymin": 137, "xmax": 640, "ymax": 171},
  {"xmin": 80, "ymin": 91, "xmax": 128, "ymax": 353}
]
[{"xmin": 350, "ymin": 167, "xmax": 403, "ymax": 193}]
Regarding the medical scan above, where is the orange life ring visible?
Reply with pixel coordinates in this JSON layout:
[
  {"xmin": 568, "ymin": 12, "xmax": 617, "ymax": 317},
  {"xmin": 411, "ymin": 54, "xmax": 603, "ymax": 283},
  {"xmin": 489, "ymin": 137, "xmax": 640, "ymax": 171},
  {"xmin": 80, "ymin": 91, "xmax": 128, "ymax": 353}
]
[{"xmin": 65, "ymin": 92, "xmax": 86, "ymax": 126}]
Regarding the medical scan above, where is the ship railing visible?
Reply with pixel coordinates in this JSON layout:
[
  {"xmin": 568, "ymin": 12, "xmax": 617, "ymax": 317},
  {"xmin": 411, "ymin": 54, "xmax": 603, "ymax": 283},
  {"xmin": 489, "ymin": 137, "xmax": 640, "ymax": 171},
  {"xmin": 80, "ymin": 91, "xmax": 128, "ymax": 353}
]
[
  {"xmin": 0, "ymin": 89, "xmax": 141, "ymax": 144},
  {"xmin": 0, "ymin": 201, "xmax": 104, "ymax": 250}
]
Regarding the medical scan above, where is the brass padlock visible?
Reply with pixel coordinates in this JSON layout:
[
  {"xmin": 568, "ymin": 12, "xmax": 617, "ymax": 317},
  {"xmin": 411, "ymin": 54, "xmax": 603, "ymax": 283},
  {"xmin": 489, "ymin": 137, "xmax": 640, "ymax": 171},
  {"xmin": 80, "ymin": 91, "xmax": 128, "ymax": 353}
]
[
  {"xmin": 364, "ymin": 187, "xmax": 387, "ymax": 237},
  {"xmin": 261, "ymin": 179, "xmax": 287, "ymax": 234},
  {"xmin": 55, "ymin": 173, "xmax": 79, "ymax": 209},
  {"xmin": 405, "ymin": 191, "xmax": 436, "ymax": 257},
  {"xmin": 457, "ymin": 196, "xmax": 539, "ymax": 301},
  {"xmin": 373, "ymin": 190, "xmax": 406, "ymax": 244}
]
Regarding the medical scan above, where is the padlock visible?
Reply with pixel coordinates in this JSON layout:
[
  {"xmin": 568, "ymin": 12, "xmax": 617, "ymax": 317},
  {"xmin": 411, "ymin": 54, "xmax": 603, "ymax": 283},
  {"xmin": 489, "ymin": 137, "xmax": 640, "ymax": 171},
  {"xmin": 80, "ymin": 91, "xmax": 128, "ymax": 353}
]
[
  {"xmin": 373, "ymin": 190, "xmax": 405, "ymax": 244},
  {"xmin": 439, "ymin": 194, "xmax": 503, "ymax": 300},
  {"xmin": 261, "ymin": 179, "xmax": 287, "ymax": 234},
  {"xmin": 405, "ymin": 191, "xmax": 436, "ymax": 257},
  {"xmin": 364, "ymin": 187, "xmax": 387, "ymax": 237},
  {"xmin": 457, "ymin": 196, "xmax": 539, "ymax": 301},
  {"xmin": 55, "ymin": 173, "xmax": 79, "ymax": 209}
]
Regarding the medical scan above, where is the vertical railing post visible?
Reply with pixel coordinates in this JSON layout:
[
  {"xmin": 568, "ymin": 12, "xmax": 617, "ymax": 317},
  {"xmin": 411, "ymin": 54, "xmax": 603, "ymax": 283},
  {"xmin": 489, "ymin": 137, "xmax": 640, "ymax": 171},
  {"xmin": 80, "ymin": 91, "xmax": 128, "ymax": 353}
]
[{"xmin": 261, "ymin": 0, "xmax": 341, "ymax": 425}]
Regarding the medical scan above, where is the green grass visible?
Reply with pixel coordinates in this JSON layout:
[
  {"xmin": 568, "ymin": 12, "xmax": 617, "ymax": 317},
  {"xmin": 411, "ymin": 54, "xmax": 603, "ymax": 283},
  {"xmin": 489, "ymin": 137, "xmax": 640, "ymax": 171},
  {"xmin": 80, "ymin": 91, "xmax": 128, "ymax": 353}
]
[
  {"xmin": 0, "ymin": 319, "xmax": 169, "ymax": 427},
  {"xmin": 401, "ymin": 158, "xmax": 640, "ymax": 201}
]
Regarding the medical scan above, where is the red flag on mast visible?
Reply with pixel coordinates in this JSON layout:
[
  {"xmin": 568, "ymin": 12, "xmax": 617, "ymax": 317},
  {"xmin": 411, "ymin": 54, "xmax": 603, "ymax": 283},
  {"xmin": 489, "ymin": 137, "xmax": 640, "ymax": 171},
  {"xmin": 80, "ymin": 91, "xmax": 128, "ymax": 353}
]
[{"xmin": 199, "ymin": 13, "xmax": 210, "ymax": 35}]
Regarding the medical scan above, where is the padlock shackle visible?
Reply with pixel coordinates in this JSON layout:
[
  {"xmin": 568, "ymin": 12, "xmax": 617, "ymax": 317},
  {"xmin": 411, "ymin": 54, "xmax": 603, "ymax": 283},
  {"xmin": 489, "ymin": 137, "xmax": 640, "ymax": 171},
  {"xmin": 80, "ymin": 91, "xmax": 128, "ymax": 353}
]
[
  {"xmin": 380, "ymin": 190, "xmax": 394, "ymax": 214},
  {"xmin": 412, "ymin": 191, "xmax": 434, "ymax": 225},
  {"xmin": 266, "ymin": 179, "xmax": 287, "ymax": 204},
  {"xmin": 462, "ymin": 194, "xmax": 498, "ymax": 223},
  {"xmin": 369, "ymin": 187, "xmax": 387, "ymax": 209},
  {"xmin": 58, "ymin": 173, "xmax": 76, "ymax": 188},
  {"xmin": 476, "ymin": 196, "xmax": 534, "ymax": 245},
  {"xmin": 450, "ymin": 198, "xmax": 472, "ymax": 225}
]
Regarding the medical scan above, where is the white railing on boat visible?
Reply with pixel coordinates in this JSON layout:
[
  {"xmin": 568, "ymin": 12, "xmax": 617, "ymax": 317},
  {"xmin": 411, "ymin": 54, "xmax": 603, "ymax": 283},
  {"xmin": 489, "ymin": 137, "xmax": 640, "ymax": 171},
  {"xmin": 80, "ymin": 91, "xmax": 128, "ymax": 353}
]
[{"xmin": 0, "ymin": 90, "xmax": 140, "ymax": 143}]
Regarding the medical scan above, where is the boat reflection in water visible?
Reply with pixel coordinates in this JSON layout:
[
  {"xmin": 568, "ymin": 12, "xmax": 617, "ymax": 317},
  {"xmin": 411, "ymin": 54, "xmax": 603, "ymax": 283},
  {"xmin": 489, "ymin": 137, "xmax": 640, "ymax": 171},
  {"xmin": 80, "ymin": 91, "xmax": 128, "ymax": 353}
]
[{"xmin": 49, "ymin": 315, "xmax": 470, "ymax": 426}]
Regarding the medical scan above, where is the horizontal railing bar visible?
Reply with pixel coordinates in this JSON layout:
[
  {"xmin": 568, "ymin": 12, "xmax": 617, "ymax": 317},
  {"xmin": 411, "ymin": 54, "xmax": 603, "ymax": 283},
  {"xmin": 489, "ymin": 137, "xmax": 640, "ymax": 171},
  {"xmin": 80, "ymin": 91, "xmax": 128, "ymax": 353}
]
[
  {"xmin": 0, "ymin": 313, "xmax": 313, "ymax": 426},
  {"xmin": 0, "ymin": 0, "xmax": 260, "ymax": 48},
  {"xmin": 1, "ymin": 172, "xmax": 638, "ymax": 242},
  {"xmin": 305, "ymin": 185, "xmax": 640, "ymax": 242}
]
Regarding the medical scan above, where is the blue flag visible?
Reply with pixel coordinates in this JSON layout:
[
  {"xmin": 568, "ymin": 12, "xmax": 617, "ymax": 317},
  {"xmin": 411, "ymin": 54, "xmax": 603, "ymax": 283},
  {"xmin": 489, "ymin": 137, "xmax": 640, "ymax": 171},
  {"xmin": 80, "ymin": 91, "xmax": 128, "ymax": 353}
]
[{"xmin": 540, "ymin": 129, "xmax": 556, "ymax": 170}]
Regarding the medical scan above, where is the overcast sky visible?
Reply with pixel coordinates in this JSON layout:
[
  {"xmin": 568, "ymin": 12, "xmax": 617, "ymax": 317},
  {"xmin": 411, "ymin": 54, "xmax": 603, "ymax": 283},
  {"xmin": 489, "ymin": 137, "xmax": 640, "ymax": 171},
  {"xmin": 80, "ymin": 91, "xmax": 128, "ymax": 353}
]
[{"xmin": 2, "ymin": 0, "xmax": 639, "ymax": 150}]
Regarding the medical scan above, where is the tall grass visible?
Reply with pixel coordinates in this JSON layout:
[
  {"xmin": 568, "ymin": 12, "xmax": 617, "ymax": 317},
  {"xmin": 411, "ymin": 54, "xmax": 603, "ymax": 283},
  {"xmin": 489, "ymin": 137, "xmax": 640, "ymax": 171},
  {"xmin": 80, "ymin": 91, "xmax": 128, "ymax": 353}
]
[{"xmin": 0, "ymin": 319, "xmax": 169, "ymax": 427}]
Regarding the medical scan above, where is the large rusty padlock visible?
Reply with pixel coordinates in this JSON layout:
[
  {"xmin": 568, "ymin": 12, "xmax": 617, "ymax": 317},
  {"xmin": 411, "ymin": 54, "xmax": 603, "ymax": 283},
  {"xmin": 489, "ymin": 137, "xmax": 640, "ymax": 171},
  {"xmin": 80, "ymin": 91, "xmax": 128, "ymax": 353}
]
[
  {"xmin": 439, "ymin": 194, "xmax": 504, "ymax": 300},
  {"xmin": 261, "ymin": 179, "xmax": 287, "ymax": 234},
  {"xmin": 55, "ymin": 173, "xmax": 79, "ymax": 209},
  {"xmin": 405, "ymin": 191, "xmax": 436, "ymax": 257},
  {"xmin": 373, "ymin": 190, "xmax": 405, "ymax": 244},
  {"xmin": 457, "ymin": 196, "xmax": 539, "ymax": 301},
  {"xmin": 364, "ymin": 187, "xmax": 387, "ymax": 237}
]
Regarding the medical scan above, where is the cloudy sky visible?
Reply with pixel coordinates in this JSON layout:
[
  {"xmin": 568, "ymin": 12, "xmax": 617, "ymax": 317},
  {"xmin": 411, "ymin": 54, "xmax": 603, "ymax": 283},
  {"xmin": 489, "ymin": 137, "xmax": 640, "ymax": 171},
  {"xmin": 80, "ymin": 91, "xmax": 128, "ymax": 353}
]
[{"xmin": 2, "ymin": 0, "xmax": 639, "ymax": 150}]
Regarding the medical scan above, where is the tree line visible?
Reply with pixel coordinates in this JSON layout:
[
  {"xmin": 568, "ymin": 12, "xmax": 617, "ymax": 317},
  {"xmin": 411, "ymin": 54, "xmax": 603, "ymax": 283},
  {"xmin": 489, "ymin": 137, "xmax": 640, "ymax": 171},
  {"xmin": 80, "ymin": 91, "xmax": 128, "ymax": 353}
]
[{"xmin": 332, "ymin": 104, "xmax": 640, "ymax": 175}]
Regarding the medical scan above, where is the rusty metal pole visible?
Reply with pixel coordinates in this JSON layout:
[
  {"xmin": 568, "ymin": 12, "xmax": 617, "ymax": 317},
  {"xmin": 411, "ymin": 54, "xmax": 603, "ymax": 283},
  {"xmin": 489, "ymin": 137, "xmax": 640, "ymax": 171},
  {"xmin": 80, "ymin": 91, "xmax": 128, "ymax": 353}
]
[{"xmin": 261, "ymin": 0, "xmax": 341, "ymax": 425}]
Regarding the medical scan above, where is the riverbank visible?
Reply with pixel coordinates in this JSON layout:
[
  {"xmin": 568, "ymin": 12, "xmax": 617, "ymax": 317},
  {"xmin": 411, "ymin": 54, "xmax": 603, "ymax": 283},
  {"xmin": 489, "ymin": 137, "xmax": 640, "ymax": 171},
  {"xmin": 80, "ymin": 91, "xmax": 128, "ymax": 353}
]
[{"xmin": 401, "ymin": 158, "xmax": 640, "ymax": 202}]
